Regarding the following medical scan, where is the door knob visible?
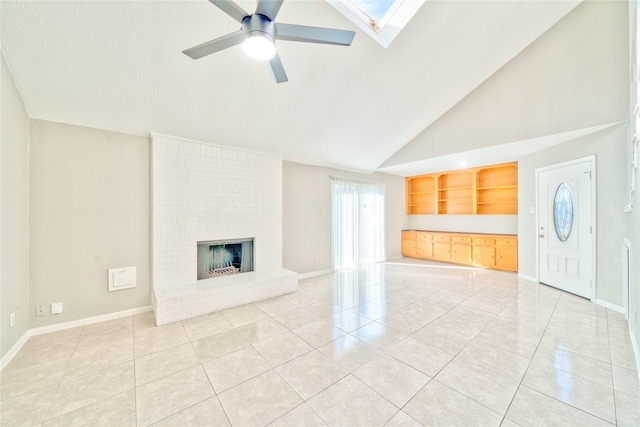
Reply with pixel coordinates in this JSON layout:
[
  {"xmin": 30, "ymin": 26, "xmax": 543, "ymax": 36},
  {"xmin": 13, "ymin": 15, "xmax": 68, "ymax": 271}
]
[{"xmin": 539, "ymin": 234, "xmax": 545, "ymax": 238}]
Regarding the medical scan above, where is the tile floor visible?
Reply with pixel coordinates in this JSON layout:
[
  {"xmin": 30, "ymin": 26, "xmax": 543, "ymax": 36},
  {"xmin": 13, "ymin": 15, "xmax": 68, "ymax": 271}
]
[{"xmin": 1, "ymin": 260, "xmax": 639, "ymax": 426}]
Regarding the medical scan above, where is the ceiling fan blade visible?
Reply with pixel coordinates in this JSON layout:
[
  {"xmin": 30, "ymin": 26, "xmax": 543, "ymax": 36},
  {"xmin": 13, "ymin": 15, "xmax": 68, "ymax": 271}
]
[
  {"xmin": 267, "ymin": 53, "xmax": 288, "ymax": 83},
  {"xmin": 208, "ymin": 0, "xmax": 249, "ymax": 23},
  {"xmin": 183, "ymin": 30, "xmax": 244, "ymax": 59},
  {"xmin": 256, "ymin": 0, "xmax": 284, "ymax": 21},
  {"xmin": 276, "ymin": 23, "xmax": 355, "ymax": 46}
]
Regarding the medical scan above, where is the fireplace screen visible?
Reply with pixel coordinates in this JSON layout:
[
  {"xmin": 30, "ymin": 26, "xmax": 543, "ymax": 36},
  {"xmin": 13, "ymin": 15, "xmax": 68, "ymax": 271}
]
[{"xmin": 197, "ymin": 238, "xmax": 254, "ymax": 280}]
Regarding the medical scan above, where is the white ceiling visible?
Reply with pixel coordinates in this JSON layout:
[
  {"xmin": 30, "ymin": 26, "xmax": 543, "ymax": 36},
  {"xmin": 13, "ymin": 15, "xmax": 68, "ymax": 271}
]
[{"xmin": 0, "ymin": 0, "xmax": 580, "ymax": 175}]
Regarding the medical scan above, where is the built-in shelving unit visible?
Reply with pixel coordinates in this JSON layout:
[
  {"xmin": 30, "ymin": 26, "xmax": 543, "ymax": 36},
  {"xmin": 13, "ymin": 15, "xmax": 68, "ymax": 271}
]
[
  {"xmin": 406, "ymin": 175, "xmax": 436, "ymax": 214},
  {"xmin": 401, "ymin": 230, "xmax": 518, "ymax": 272},
  {"xmin": 406, "ymin": 162, "xmax": 518, "ymax": 215}
]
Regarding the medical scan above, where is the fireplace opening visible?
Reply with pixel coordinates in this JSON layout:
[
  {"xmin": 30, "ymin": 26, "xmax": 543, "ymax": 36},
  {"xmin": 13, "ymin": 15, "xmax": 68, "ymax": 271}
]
[{"xmin": 197, "ymin": 238, "xmax": 254, "ymax": 280}]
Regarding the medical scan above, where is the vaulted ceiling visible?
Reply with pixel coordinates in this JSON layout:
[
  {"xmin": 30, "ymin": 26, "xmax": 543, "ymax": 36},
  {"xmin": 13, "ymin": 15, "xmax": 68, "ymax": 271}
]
[{"xmin": 1, "ymin": 1, "xmax": 582, "ymax": 174}]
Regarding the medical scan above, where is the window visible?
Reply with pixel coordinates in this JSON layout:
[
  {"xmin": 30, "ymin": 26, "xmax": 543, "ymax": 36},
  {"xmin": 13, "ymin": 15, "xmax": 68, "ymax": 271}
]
[
  {"xmin": 553, "ymin": 183, "xmax": 574, "ymax": 242},
  {"xmin": 343, "ymin": 0, "xmax": 405, "ymax": 33},
  {"xmin": 328, "ymin": 0, "xmax": 425, "ymax": 48},
  {"xmin": 331, "ymin": 176, "xmax": 385, "ymax": 270}
]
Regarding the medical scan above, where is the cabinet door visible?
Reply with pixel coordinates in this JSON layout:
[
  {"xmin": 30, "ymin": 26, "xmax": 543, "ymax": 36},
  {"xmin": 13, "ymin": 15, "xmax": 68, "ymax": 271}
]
[
  {"xmin": 417, "ymin": 241, "xmax": 433, "ymax": 258},
  {"xmin": 402, "ymin": 240, "xmax": 417, "ymax": 257},
  {"xmin": 496, "ymin": 246, "xmax": 518, "ymax": 271},
  {"xmin": 433, "ymin": 243, "xmax": 451, "ymax": 260},
  {"xmin": 473, "ymin": 246, "xmax": 495, "ymax": 267},
  {"xmin": 451, "ymin": 244, "xmax": 472, "ymax": 265}
]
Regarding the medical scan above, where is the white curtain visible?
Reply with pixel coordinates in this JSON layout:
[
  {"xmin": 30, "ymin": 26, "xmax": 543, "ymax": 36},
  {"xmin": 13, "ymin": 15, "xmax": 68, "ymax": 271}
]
[{"xmin": 331, "ymin": 176, "xmax": 385, "ymax": 270}]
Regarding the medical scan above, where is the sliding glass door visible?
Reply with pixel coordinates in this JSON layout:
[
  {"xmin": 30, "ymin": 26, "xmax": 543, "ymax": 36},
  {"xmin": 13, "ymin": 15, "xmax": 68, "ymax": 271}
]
[{"xmin": 331, "ymin": 176, "xmax": 385, "ymax": 270}]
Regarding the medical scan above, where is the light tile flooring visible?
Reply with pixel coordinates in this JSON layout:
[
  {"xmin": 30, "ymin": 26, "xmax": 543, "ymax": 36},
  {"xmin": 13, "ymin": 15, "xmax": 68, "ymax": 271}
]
[{"xmin": 2, "ymin": 260, "xmax": 640, "ymax": 426}]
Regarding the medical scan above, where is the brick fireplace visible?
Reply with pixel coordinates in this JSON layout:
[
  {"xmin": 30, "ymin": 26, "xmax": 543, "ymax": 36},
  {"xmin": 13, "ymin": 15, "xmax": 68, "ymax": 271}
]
[{"xmin": 151, "ymin": 133, "xmax": 297, "ymax": 325}]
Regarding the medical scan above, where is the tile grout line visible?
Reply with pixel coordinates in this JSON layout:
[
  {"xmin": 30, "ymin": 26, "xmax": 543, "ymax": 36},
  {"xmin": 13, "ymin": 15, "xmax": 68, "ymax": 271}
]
[{"xmin": 500, "ymin": 282, "xmax": 561, "ymax": 423}]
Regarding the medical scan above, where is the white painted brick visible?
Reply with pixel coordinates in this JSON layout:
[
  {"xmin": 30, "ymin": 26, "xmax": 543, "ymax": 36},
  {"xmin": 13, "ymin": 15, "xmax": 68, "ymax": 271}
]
[{"xmin": 151, "ymin": 134, "xmax": 296, "ymax": 323}]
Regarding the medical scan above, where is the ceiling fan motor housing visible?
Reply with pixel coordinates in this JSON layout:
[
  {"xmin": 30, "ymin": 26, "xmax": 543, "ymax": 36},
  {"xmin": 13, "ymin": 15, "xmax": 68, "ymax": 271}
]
[{"xmin": 242, "ymin": 14, "xmax": 276, "ymax": 44}]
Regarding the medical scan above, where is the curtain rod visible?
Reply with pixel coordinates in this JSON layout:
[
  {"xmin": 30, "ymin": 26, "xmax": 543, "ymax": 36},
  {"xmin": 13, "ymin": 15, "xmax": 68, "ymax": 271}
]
[{"xmin": 330, "ymin": 175, "xmax": 384, "ymax": 185}]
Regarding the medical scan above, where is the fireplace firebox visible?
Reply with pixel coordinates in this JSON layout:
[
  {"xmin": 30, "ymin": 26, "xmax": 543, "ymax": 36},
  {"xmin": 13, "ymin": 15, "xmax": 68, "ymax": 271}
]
[{"xmin": 197, "ymin": 238, "xmax": 254, "ymax": 280}]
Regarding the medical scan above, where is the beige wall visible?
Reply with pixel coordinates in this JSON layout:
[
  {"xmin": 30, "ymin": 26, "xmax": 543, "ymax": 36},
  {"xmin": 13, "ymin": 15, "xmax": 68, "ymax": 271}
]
[
  {"xmin": 1, "ymin": 54, "xmax": 31, "ymax": 358},
  {"xmin": 518, "ymin": 124, "xmax": 627, "ymax": 306},
  {"xmin": 624, "ymin": 0, "xmax": 640, "ymax": 365},
  {"xmin": 383, "ymin": 0, "xmax": 628, "ymax": 168},
  {"xmin": 409, "ymin": 215, "xmax": 517, "ymax": 235},
  {"xmin": 624, "ymin": 147, "xmax": 640, "ymax": 363},
  {"xmin": 29, "ymin": 120, "xmax": 151, "ymax": 328},
  {"xmin": 282, "ymin": 161, "xmax": 408, "ymax": 275}
]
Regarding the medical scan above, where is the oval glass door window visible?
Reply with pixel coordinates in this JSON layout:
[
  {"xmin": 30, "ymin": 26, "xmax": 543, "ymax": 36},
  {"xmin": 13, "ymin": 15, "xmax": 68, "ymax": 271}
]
[{"xmin": 553, "ymin": 182, "xmax": 574, "ymax": 242}]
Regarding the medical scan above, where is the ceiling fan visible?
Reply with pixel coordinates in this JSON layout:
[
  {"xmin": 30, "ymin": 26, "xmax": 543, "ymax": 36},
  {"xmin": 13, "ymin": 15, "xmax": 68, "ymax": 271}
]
[{"xmin": 182, "ymin": 0, "xmax": 356, "ymax": 83}]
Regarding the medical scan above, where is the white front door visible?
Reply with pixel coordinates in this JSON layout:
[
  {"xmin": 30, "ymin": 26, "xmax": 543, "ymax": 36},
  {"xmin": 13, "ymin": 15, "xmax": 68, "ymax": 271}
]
[{"xmin": 537, "ymin": 158, "xmax": 595, "ymax": 299}]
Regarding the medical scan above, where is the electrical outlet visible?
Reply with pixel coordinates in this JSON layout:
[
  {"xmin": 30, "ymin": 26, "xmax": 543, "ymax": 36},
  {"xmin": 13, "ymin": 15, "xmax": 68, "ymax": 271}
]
[
  {"xmin": 10, "ymin": 312, "xmax": 15, "ymax": 328},
  {"xmin": 314, "ymin": 256, "xmax": 319, "ymax": 264},
  {"xmin": 35, "ymin": 306, "xmax": 45, "ymax": 317}
]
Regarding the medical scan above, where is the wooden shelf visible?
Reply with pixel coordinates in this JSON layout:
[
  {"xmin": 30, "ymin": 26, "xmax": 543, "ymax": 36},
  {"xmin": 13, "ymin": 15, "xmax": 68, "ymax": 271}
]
[
  {"xmin": 406, "ymin": 162, "xmax": 517, "ymax": 215},
  {"xmin": 439, "ymin": 187, "xmax": 473, "ymax": 191},
  {"xmin": 477, "ymin": 185, "xmax": 517, "ymax": 190},
  {"xmin": 477, "ymin": 201, "xmax": 518, "ymax": 205}
]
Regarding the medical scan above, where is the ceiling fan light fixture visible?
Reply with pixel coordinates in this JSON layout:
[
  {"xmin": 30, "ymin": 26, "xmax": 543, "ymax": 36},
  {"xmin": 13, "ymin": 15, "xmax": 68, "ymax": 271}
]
[{"xmin": 243, "ymin": 32, "xmax": 276, "ymax": 60}]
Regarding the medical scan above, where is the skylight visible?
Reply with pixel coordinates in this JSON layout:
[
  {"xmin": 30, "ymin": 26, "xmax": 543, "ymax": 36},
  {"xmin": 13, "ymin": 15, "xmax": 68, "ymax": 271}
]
[{"xmin": 328, "ymin": 0, "xmax": 425, "ymax": 48}]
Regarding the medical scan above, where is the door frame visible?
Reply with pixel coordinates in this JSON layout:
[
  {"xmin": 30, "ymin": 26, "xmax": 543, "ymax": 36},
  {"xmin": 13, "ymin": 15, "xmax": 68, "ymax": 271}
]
[{"xmin": 535, "ymin": 155, "xmax": 597, "ymax": 300}]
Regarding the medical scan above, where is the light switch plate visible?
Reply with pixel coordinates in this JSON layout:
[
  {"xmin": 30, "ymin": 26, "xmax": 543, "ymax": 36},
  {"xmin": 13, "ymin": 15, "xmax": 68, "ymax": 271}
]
[{"xmin": 108, "ymin": 266, "xmax": 137, "ymax": 291}]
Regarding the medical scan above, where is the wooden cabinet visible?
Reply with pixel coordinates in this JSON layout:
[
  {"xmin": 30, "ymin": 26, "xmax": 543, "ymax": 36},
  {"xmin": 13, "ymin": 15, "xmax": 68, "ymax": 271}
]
[
  {"xmin": 406, "ymin": 162, "xmax": 517, "ymax": 215},
  {"xmin": 401, "ymin": 230, "xmax": 517, "ymax": 272},
  {"xmin": 452, "ymin": 243, "xmax": 472, "ymax": 264},
  {"xmin": 402, "ymin": 238, "xmax": 417, "ymax": 257},
  {"xmin": 433, "ymin": 243, "xmax": 451, "ymax": 261},
  {"xmin": 495, "ymin": 238, "xmax": 518, "ymax": 271},
  {"xmin": 417, "ymin": 241, "xmax": 432, "ymax": 258},
  {"xmin": 473, "ymin": 245, "xmax": 495, "ymax": 267}
]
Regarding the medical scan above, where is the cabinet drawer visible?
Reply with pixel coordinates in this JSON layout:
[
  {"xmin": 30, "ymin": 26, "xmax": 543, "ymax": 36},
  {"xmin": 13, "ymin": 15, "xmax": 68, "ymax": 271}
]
[
  {"xmin": 417, "ymin": 232, "xmax": 432, "ymax": 241},
  {"xmin": 451, "ymin": 235, "xmax": 472, "ymax": 244},
  {"xmin": 432, "ymin": 234, "xmax": 451, "ymax": 243},
  {"xmin": 473, "ymin": 237, "xmax": 495, "ymax": 246},
  {"xmin": 402, "ymin": 231, "xmax": 417, "ymax": 240},
  {"xmin": 495, "ymin": 238, "xmax": 517, "ymax": 246}
]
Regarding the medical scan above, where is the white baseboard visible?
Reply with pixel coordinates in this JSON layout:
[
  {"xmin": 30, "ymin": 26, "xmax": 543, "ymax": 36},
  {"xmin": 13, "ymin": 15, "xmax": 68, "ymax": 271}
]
[
  {"xmin": 518, "ymin": 273, "xmax": 538, "ymax": 282},
  {"xmin": 29, "ymin": 306, "xmax": 152, "ymax": 337},
  {"xmin": 631, "ymin": 330, "xmax": 640, "ymax": 381},
  {"xmin": 0, "ymin": 331, "xmax": 30, "ymax": 371},
  {"xmin": 298, "ymin": 269, "xmax": 334, "ymax": 280},
  {"xmin": 0, "ymin": 306, "xmax": 152, "ymax": 371},
  {"xmin": 594, "ymin": 299, "xmax": 625, "ymax": 314}
]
